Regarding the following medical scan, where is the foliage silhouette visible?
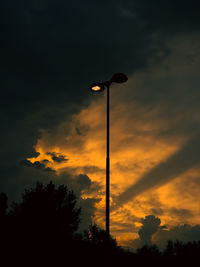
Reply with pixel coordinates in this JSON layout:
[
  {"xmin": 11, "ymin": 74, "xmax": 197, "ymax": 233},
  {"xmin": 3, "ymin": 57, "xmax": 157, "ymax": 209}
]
[
  {"xmin": 84, "ymin": 223, "xmax": 117, "ymax": 248},
  {"xmin": 2, "ymin": 181, "xmax": 82, "ymax": 264},
  {"xmin": 0, "ymin": 193, "xmax": 8, "ymax": 218},
  {"xmin": 0, "ymin": 181, "xmax": 200, "ymax": 266},
  {"xmin": 9, "ymin": 181, "xmax": 81, "ymax": 236}
]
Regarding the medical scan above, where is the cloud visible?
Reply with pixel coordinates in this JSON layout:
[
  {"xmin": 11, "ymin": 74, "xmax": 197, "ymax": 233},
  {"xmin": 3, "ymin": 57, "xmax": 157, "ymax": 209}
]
[
  {"xmin": 153, "ymin": 224, "xmax": 200, "ymax": 249},
  {"xmin": 46, "ymin": 152, "xmax": 68, "ymax": 163},
  {"xmin": 169, "ymin": 208, "xmax": 193, "ymax": 220},
  {"xmin": 76, "ymin": 174, "xmax": 92, "ymax": 188},
  {"xmin": 28, "ymin": 36, "xmax": 200, "ymax": 243},
  {"xmin": 20, "ymin": 159, "xmax": 55, "ymax": 172},
  {"xmin": 116, "ymin": 133, "xmax": 200, "ymax": 206},
  {"xmin": 138, "ymin": 215, "xmax": 161, "ymax": 246},
  {"xmin": 128, "ymin": 215, "xmax": 200, "ymax": 250},
  {"xmin": 132, "ymin": 0, "xmax": 200, "ymax": 34},
  {"xmin": 77, "ymin": 197, "xmax": 98, "ymax": 233}
]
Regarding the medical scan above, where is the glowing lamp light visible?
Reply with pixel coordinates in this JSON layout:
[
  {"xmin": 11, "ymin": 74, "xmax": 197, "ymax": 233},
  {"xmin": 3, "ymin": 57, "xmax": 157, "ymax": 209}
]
[
  {"xmin": 91, "ymin": 85, "xmax": 101, "ymax": 91},
  {"xmin": 90, "ymin": 82, "xmax": 105, "ymax": 92},
  {"xmin": 90, "ymin": 73, "xmax": 128, "ymax": 93}
]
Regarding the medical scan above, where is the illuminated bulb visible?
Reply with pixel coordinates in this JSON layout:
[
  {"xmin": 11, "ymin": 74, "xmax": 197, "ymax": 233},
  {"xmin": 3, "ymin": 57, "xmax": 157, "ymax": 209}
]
[
  {"xmin": 90, "ymin": 83, "xmax": 105, "ymax": 92},
  {"xmin": 91, "ymin": 85, "xmax": 101, "ymax": 91}
]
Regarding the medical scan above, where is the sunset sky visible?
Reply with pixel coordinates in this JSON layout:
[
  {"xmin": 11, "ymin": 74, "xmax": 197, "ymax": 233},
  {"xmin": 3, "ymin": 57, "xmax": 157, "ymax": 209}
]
[{"xmin": 1, "ymin": 0, "xmax": 200, "ymax": 249}]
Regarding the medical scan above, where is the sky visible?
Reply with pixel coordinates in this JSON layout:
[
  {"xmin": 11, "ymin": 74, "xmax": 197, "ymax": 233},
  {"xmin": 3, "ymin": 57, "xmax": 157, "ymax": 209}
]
[{"xmin": 1, "ymin": 0, "xmax": 200, "ymax": 249}]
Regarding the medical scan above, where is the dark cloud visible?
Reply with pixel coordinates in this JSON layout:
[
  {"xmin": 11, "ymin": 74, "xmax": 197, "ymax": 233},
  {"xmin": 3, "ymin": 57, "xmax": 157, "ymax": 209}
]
[
  {"xmin": 131, "ymin": 0, "xmax": 200, "ymax": 34},
  {"xmin": 116, "ymin": 133, "xmax": 200, "ymax": 206},
  {"xmin": 138, "ymin": 215, "xmax": 161, "ymax": 246},
  {"xmin": 111, "ymin": 221, "xmax": 139, "ymax": 234},
  {"xmin": 83, "ymin": 181, "xmax": 103, "ymax": 196},
  {"xmin": 129, "ymin": 215, "xmax": 200, "ymax": 250},
  {"xmin": 76, "ymin": 174, "xmax": 92, "ymax": 188},
  {"xmin": 75, "ymin": 122, "xmax": 90, "ymax": 136},
  {"xmin": 41, "ymin": 159, "xmax": 50, "ymax": 164},
  {"xmin": 154, "ymin": 224, "xmax": 200, "ymax": 249},
  {"xmin": 59, "ymin": 165, "xmax": 105, "ymax": 176},
  {"xmin": 46, "ymin": 152, "xmax": 68, "ymax": 163},
  {"xmin": 0, "ymin": 0, "xmax": 151, "ymax": 200},
  {"xmin": 20, "ymin": 159, "xmax": 55, "ymax": 172},
  {"xmin": 169, "ymin": 208, "xmax": 193, "ymax": 220},
  {"xmin": 77, "ymin": 197, "xmax": 98, "ymax": 232},
  {"xmin": 82, "ymin": 165, "xmax": 105, "ymax": 174},
  {"xmin": 150, "ymin": 208, "xmax": 163, "ymax": 216}
]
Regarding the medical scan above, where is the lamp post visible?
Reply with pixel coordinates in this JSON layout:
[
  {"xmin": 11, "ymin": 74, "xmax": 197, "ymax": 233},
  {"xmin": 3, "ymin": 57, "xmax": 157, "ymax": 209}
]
[{"xmin": 90, "ymin": 73, "xmax": 128, "ymax": 237}]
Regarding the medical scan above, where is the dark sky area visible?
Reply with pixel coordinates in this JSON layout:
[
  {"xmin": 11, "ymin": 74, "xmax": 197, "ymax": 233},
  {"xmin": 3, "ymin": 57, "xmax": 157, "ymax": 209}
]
[{"xmin": 1, "ymin": 0, "xmax": 200, "ymax": 247}]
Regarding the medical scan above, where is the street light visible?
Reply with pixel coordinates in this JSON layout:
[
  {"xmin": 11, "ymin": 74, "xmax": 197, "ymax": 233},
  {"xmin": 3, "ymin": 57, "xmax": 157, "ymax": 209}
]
[{"xmin": 89, "ymin": 73, "xmax": 128, "ymax": 237}]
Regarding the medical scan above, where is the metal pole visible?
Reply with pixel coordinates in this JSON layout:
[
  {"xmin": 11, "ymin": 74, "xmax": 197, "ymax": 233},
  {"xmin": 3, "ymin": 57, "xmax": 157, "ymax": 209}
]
[
  {"xmin": 90, "ymin": 73, "xmax": 127, "ymax": 237},
  {"xmin": 106, "ymin": 84, "xmax": 110, "ymax": 237}
]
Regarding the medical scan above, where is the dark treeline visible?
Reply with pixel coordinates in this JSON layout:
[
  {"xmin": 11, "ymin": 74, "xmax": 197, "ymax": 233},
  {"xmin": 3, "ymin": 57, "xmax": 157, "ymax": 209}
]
[{"xmin": 0, "ymin": 182, "xmax": 199, "ymax": 266}]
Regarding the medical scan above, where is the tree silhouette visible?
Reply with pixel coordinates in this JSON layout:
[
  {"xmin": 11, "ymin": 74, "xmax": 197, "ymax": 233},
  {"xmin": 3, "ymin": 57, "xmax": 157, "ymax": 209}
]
[
  {"xmin": 0, "ymin": 193, "xmax": 8, "ymax": 218},
  {"xmin": 6, "ymin": 181, "xmax": 81, "ymax": 264},
  {"xmin": 84, "ymin": 223, "xmax": 117, "ymax": 248},
  {"xmin": 9, "ymin": 181, "xmax": 81, "ymax": 235},
  {"xmin": 136, "ymin": 244, "xmax": 162, "ymax": 267},
  {"xmin": 1, "ymin": 182, "xmax": 200, "ymax": 266},
  {"xmin": 0, "ymin": 192, "xmax": 8, "ymax": 252}
]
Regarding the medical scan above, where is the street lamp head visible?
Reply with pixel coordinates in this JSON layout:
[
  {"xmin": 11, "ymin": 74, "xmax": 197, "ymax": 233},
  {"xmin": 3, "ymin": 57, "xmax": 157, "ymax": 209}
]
[
  {"xmin": 111, "ymin": 73, "xmax": 128, "ymax": 84},
  {"xmin": 90, "ymin": 82, "xmax": 105, "ymax": 92},
  {"xmin": 89, "ymin": 73, "xmax": 128, "ymax": 92}
]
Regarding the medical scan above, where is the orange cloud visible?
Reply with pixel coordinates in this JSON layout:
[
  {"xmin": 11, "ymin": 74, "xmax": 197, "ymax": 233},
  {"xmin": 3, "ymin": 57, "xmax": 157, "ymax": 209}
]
[
  {"xmin": 28, "ymin": 39, "xmax": 200, "ymax": 247},
  {"xmin": 28, "ymin": 88, "xmax": 183, "ymax": 243}
]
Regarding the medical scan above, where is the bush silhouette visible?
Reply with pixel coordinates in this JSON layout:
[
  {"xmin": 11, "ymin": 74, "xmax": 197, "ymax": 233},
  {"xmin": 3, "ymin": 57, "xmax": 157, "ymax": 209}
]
[
  {"xmin": 84, "ymin": 223, "xmax": 117, "ymax": 248},
  {"xmin": 9, "ymin": 181, "xmax": 80, "ymax": 235},
  {"xmin": 1, "ymin": 181, "xmax": 200, "ymax": 266},
  {"xmin": 5, "ymin": 181, "xmax": 81, "ymax": 263},
  {"xmin": 0, "ymin": 193, "xmax": 8, "ymax": 218}
]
